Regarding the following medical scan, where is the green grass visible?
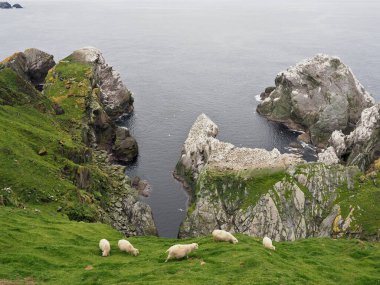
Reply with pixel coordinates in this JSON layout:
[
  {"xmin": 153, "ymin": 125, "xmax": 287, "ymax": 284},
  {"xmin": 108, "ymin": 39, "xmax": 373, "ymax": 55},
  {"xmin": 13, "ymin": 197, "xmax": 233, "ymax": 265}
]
[
  {"xmin": 196, "ymin": 167, "xmax": 286, "ymax": 210},
  {"xmin": 336, "ymin": 171, "xmax": 380, "ymax": 235},
  {"xmin": 0, "ymin": 64, "xmax": 121, "ymax": 222},
  {"xmin": 0, "ymin": 206, "xmax": 379, "ymax": 285},
  {"xmin": 0, "ymin": 67, "xmax": 53, "ymax": 111}
]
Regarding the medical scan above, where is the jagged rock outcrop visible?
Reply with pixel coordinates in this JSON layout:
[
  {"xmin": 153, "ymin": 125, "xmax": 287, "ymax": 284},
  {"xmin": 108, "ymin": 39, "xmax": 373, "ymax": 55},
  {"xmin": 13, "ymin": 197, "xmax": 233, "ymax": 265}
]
[
  {"xmin": 256, "ymin": 54, "xmax": 374, "ymax": 147},
  {"xmin": 0, "ymin": 2, "xmax": 11, "ymax": 8},
  {"xmin": 45, "ymin": 47, "xmax": 138, "ymax": 163},
  {"xmin": 70, "ymin": 47, "xmax": 134, "ymax": 119},
  {"xmin": 177, "ymin": 114, "xmax": 379, "ymax": 241},
  {"xmin": 175, "ymin": 113, "xmax": 302, "ymax": 184},
  {"xmin": 94, "ymin": 150, "xmax": 156, "ymax": 236},
  {"xmin": 319, "ymin": 103, "xmax": 380, "ymax": 171},
  {"xmin": 1, "ymin": 48, "xmax": 55, "ymax": 87}
]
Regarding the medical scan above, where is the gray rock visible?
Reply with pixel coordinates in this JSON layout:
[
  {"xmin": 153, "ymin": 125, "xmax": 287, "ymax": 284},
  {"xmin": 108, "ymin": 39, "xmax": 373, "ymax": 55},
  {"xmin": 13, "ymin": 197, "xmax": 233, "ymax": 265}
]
[
  {"xmin": 317, "ymin": 146, "xmax": 339, "ymax": 165},
  {"xmin": 12, "ymin": 3, "xmax": 22, "ymax": 8},
  {"xmin": 1, "ymin": 48, "xmax": 55, "ymax": 87},
  {"xmin": 112, "ymin": 127, "xmax": 138, "ymax": 162},
  {"xmin": 327, "ymin": 103, "xmax": 380, "ymax": 171},
  {"xmin": 257, "ymin": 54, "xmax": 374, "ymax": 146},
  {"xmin": 0, "ymin": 2, "xmax": 12, "ymax": 8},
  {"xmin": 24, "ymin": 48, "xmax": 55, "ymax": 86}
]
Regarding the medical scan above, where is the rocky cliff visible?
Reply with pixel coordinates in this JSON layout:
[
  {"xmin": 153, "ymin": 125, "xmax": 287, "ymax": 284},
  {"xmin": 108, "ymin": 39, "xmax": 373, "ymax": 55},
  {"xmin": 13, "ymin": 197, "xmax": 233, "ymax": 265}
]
[
  {"xmin": 176, "ymin": 115, "xmax": 379, "ymax": 241},
  {"xmin": 0, "ymin": 48, "xmax": 156, "ymax": 236},
  {"xmin": 256, "ymin": 54, "xmax": 374, "ymax": 147},
  {"xmin": 44, "ymin": 47, "xmax": 137, "ymax": 163}
]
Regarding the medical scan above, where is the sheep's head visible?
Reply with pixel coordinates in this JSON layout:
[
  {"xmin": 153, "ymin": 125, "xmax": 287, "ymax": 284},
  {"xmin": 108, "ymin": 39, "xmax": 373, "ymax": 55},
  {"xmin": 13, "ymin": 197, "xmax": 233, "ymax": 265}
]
[
  {"xmin": 192, "ymin": 243, "xmax": 199, "ymax": 250},
  {"xmin": 133, "ymin": 248, "xmax": 139, "ymax": 256},
  {"xmin": 232, "ymin": 238, "xmax": 238, "ymax": 244},
  {"xmin": 102, "ymin": 250, "xmax": 110, "ymax": 257},
  {"xmin": 271, "ymin": 245, "xmax": 276, "ymax": 251}
]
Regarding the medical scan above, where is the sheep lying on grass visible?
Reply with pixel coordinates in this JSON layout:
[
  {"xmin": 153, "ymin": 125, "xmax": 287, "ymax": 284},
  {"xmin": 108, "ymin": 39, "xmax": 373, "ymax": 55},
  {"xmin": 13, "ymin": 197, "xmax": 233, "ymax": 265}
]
[
  {"xmin": 263, "ymin": 236, "xmax": 275, "ymax": 250},
  {"xmin": 118, "ymin": 239, "xmax": 139, "ymax": 256},
  {"xmin": 165, "ymin": 243, "xmax": 198, "ymax": 262},
  {"xmin": 212, "ymin": 229, "xmax": 238, "ymax": 244},
  {"xmin": 99, "ymin": 239, "xmax": 111, "ymax": 257}
]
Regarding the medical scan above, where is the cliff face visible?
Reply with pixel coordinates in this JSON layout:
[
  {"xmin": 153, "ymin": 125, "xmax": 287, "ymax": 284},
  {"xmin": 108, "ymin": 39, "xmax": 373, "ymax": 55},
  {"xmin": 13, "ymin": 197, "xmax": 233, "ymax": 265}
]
[
  {"xmin": 0, "ymin": 48, "xmax": 156, "ymax": 236},
  {"xmin": 319, "ymin": 103, "xmax": 380, "ymax": 172},
  {"xmin": 176, "ymin": 115, "xmax": 379, "ymax": 241},
  {"xmin": 44, "ymin": 47, "xmax": 137, "ymax": 163},
  {"xmin": 256, "ymin": 54, "xmax": 374, "ymax": 147}
]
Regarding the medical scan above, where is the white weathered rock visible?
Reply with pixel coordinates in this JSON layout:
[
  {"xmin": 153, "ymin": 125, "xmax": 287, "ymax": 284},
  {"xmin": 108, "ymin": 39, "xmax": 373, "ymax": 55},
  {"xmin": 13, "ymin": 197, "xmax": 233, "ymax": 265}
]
[
  {"xmin": 176, "ymin": 113, "xmax": 302, "ymax": 181},
  {"xmin": 257, "ymin": 54, "xmax": 374, "ymax": 146},
  {"xmin": 318, "ymin": 146, "xmax": 340, "ymax": 165}
]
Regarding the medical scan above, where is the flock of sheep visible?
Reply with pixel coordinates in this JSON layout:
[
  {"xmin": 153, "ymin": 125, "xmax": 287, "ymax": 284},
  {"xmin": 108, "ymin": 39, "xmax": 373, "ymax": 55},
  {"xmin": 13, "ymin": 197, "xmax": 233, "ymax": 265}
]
[{"xmin": 99, "ymin": 230, "xmax": 275, "ymax": 262}]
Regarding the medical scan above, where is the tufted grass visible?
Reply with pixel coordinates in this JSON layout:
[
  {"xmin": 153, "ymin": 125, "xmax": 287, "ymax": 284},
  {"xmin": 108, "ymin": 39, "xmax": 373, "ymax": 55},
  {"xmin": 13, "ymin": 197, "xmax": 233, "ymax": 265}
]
[{"xmin": 0, "ymin": 206, "xmax": 379, "ymax": 285}]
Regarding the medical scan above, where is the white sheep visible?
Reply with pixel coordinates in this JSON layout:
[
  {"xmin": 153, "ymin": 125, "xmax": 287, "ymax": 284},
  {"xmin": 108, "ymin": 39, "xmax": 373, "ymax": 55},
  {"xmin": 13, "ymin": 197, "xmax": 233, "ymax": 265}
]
[
  {"xmin": 99, "ymin": 239, "xmax": 111, "ymax": 257},
  {"xmin": 262, "ymin": 236, "xmax": 275, "ymax": 250},
  {"xmin": 165, "ymin": 243, "xmax": 198, "ymax": 262},
  {"xmin": 118, "ymin": 239, "xmax": 139, "ymax": 256},
  {"xmin": 212, "ymin": 229, "xmax": 238, "ymax": 244}
]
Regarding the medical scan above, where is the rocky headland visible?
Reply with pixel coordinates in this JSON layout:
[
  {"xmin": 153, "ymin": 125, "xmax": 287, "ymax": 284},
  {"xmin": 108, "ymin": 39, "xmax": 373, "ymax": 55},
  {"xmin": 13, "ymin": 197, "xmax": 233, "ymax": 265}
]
[
  {"xmin": 176, "ymin": 56, "xmax": 379, "ymax": 241},
  {"xmin": 0, "ymin": 47, "xmax": 156, "ymax": 236}
]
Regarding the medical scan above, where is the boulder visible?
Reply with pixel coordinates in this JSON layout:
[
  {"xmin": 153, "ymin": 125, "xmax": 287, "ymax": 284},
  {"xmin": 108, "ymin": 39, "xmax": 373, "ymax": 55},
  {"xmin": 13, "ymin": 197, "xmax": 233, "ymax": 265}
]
[
  {"xmin": 256, "ymin": 54, "xmax": 374, "ymax": 146},
  {"xmin": 112, "ymin": 127, "xmax": 138, "ymax": 162},
  {"xmin": 24, "ymin": 48, "xmax": 55, "ymax": 86},
  {"xmin": 0, "ymin": 2, "xmax": 11, "ymax": 8},
  {"xmin": 12, "ymin": 3, "xmax": 22, "ymax": 8},
  {"xmin": 320, "ymin": 103, "xmax": 380, "ymax": 171},
  {"xmin": 1, "ymin": 48, "xmax": 55, "ymax": 87}
]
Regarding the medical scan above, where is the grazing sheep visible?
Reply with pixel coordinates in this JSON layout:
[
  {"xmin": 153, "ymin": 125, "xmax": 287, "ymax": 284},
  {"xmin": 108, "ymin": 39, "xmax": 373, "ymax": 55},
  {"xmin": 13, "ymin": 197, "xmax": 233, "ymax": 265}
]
[
  {"xmin": 99, "ymin": 239, "xmax": 111, "ymax": 257},
  {"xmin": 165, "ymin": 243, "xmax": 198, "ymax": 262},
  {"xmin": 263, "ymin": 236, "xmax": 275, "ymax": 250},
  {"xmin": 118, "ymin": 239, "xmax": 139, "ymax": 256},
  {"xmin": 212, "ymin": 229, "xmax": 238, "ymax": 244}
]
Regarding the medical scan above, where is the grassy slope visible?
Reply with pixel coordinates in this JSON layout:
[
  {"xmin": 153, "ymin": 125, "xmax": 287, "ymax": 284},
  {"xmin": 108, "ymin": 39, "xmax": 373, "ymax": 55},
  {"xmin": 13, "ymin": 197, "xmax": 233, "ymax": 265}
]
[
  {"xmin": 0, "ymin": 207, "xmax": 379, "ymax": 285},
  {"xmin": 0, "ymin": 62, "xmax": 114, "ymax": 221}
]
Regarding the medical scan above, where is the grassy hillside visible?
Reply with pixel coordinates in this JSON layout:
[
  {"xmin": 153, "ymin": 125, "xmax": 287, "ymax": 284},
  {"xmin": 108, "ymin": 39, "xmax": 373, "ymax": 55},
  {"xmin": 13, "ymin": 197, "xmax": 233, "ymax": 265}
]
[
  {"xmin": 0, "ymin": 62, "xmax": 130, "ymax": 222},
  {"xmin": 0, "ymin": 206, "xmax": 379, "ymax": 285}
]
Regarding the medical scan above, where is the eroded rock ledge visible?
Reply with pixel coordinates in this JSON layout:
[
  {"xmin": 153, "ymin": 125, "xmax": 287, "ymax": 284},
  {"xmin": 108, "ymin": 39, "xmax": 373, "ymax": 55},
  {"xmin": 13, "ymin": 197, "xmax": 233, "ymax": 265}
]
[
  {"xmin": 256, "ymin": 54, "xmax": 374, "ymax": 147},
  {"xmin": 176, "ymin": 114, "xmax": 379, "ymax": 241},
  {"xmin": 175, "ymin": 113, "xmax": 302, "ymax": 184}
]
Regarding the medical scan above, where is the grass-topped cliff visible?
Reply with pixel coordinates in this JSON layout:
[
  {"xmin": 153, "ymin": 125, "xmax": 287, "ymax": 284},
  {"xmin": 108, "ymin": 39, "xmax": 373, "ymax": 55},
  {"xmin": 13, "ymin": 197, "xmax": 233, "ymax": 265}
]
[
  {"xmin": 0, "ymin": 49, "xmax": 155, "ymax": 236},
  {"xmin": 0, "ymin": 206, "xmax": 379, "ymax": 285}
]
